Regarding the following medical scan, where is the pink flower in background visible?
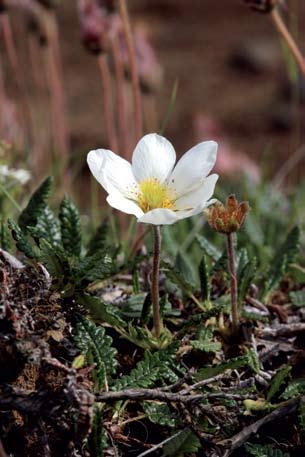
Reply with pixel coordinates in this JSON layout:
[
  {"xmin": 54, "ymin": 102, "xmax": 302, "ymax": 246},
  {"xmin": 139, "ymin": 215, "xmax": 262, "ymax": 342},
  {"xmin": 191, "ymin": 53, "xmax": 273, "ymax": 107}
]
[{"xmin": 193, "ymin": 113, "xmax": 261, "ymax": 183}]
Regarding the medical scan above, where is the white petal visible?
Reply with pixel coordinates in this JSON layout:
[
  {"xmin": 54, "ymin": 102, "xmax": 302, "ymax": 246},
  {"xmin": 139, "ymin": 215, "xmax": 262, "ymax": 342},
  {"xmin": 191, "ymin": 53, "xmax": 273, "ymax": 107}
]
[
  {"xmin": 87, "ymin": 149, "xmax": 138, "ymax": 197},
  {"xmin": 175, "ymin": 198, "xmax": 217, "ymax": 221},
  {"xmin": 137, "ymin": 208, "xmax": 179, "ymax": 225},
  {"xmin": 107, "ymin": 194, "xmax": 144, "ymax": 218},
  {"xmin": 168, "ymin": 141, "xmax": 218, "ymax": 196},
  {"xmin": 132, "ymin": 133, "xmax": 176, "ymax": 183},
  {"xmin": 175, "ymin": 174, "xmax": 218, "ymax": 210}
]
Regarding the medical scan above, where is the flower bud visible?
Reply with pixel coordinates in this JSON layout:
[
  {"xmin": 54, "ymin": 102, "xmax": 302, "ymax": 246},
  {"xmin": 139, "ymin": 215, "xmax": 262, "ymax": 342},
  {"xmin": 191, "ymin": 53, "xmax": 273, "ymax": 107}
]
[{"xmin": 206, "ymin": 195, "xmax": 250, "ymax": 234}]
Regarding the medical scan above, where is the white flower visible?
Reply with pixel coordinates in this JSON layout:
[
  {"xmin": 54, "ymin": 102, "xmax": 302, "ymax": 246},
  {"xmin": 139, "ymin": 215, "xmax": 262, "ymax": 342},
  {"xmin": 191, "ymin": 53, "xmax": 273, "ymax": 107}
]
[
  {"xmin": 87, "ymin": 133, "xmax": 218, "ymax": 225},
  {"xmin": 0, "ymin": 164, "xmax": 31, "ymax": 185}
]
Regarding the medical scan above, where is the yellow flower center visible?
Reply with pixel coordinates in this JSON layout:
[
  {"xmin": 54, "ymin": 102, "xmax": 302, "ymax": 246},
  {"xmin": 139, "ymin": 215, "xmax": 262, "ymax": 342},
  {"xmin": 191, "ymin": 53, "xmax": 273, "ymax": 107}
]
[{"xmin": 137, "ymin": 178, "xmax": 175, "ymax": 213}]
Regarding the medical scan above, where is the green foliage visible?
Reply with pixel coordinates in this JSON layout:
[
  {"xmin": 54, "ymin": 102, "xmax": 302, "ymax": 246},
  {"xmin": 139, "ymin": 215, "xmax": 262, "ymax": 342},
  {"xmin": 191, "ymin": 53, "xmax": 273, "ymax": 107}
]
[
  {"xmin": 162, "ymin": 259, "xmax": 196, "ymax": 298},
  {"xmin": 87, "ymin": 405, "xmax": 107, "ymax": 457},
  {"xmin": 0, "ymin": 218, "xmax": 11, "ymax": 251},
  {"xmin": 199, "ymin": 254, "xmax": 210, "ymax": 301},
  {"xmin": 280, "ymin": 379, "xmax": 305, "ymax": 400},
  {"xmin": 245, "ymin": 443, "xmax": 290, "ymax": 457},
  {"xmin": 39, "ymin": 238, "xmax": 71, "ymax": 281},
  {"xmin": 59, "ymin": 195, "xmax": 82, "ymax": 257},
  {"xmin": 74, "ymin": 316, "xmax": 117, "ymax": 390},
  {"xmin": 76, "ymin": 293, "xmax": 126, "ymax": 328},
  {"xmin": 163, "ymin": 428, "xmax": 201, "ymax": 457},
  {"xmin": 196, "ymin": 234, "xmax": 221, "ymax": 261},
  {"xmin": 263, "ymin": 226, "xmax": 300, "ymax": 298},
  {"xmin": 143, "ymin": 402, "xmax": 177, "ymax": 427},
  {"xmin": 18, "ymin": 176, "xmax": 52, "ymax": 231},
  {"xmin": 75, "ymin": 250, "xmax": 113, "ymax": 285},
  {"xmin": 196, "ymin": 349, "xmax": 259, "ymax": 380},
  {"xmin": 289, "ymin": 290, "xmax": 305, "ymax": 308},
  {"xmin": 8, "ymin": 219, "xmax": 37, "ymax": 259},
  {"xmin": 267, "ymin": 366, "xmax": 291, "ymax": 402},
  {"xmin": 190, "ymin": 326, "xmax": 221, "ymax": 353},
  {"xmin": 87, "ymin": 220, "xmax": 110, "ymax": 255},
  {"xmin": 238, "ymin": 257, "xmax": 257, "ymax": 304},
  {"xmin": 30, "ymin": 206, "xmax": 61, "ymax": 247},
  {"xmin": 113, "ymin": 343, "xmax": 182, "ymax": 390}
]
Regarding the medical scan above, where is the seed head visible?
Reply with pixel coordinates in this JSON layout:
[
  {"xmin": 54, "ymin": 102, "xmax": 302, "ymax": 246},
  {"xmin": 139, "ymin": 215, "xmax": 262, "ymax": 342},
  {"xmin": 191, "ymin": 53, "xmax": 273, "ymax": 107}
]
[{"xmin": 206, "ymin": 195, "xmax": 250, "ymax": 234}]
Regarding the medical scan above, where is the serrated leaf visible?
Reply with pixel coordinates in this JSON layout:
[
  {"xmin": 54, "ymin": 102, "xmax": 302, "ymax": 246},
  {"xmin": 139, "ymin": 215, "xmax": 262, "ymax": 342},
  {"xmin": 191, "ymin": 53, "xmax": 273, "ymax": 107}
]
[
  {"xmin": 76, "ymin": 292, "xmax": 126, "ymax": 328},
  {"xmin": 74, "ymin": 316, "xmax": 117, "ymax": 390},
  {"xmin": 163, "ymin": 428, "xmax": 201, "ymax": 457},
  {"xmin": 162, "ymin": 259, "xmax": 195, "ymax": 296},
  {"xmin": 267, "ymin": 366, "xmax": 291, "ymax": 402},
  {"xmin": 238, "ymin": 257, "xmax": 257, "ymax": 304},
  {"xmin": 0, "ymin": 218, "xmax": 11, "ymax": 251},
  {"xmin": 87, "ymin": 219, "xmax": 110, "ymax": 256},
  {"xmin": 39, "ymin": 238, "xmax": 71, "ymax": 280},
  {"xmin": 113, "ymin": 343, "xmax": 182, "ymax": 390},
  {"xmin": 196, "ymin": 351, "xmax": 259, "ymax": 380},
  {"xmin": 175, "ymin": 252, "xmax": 196, "ymax": 288},
  {"xmin": 18, "ymin": 176, "xmax": 52, "ymax": 231},
  {"xmin": 143, "ymin": 402, "xmax": 177, "ymax": 427},
  {"xmin": 264, "ymin": 226, "xmax": 300, "ymax": 297},
  {"xmin": 75, "ymin": 250, "xmax": 113, "ymax": 285},
  {"xmin": 59, "ymin": 195, "xmax": 82, "ymax": 257},
  {"xmin": 190, "ymin": 327, "xmax": 221, "ymax": 353},
  {"xmin": 199, "ymin": 254, "xmax": 210, "ymax": 301},
  {"xmin": 8, "ymin": 219, "xmax": 37, "ymax": 259},
  {"xmin": 245, "ymin": 443, "xmax": 290, "ymax": 457},
  {"xmin": 29, "ymin": 206, "xmax": 61, "ymax": 248},
  {"xmin": 196, "ymin": 234, "xmax": 221, "ymax": 261},
  {"xmin": 87, "ymin": 405, "xmax": 107, "ymax": 457},
  {"xmin": 280, "ymin": 379, "xmax": 305, "ymax": 400},
  {"xmin": 289, "ymin": 290, "xmax": 305, "ymax": 308},
  {"xmin": 212, "ymin": 249, "xmax": 228, "ymax": 273}
]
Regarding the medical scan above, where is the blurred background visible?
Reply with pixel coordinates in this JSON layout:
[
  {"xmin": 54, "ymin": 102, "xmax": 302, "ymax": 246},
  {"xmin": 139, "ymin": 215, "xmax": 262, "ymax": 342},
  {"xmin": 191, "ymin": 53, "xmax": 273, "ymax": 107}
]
[{"xmin": 1, "ymin": 0, "xmax": 305, "ymax": 207}]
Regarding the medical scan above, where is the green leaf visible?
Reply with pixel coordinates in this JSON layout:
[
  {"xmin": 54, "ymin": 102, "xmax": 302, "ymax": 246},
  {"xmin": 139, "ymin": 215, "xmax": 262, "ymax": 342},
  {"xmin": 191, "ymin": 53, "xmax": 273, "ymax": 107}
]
[
  {"xmin": 0, "ymin": 218, "xmax": 11, "ymax": 251},
  {"xmin": 264, "ymin": 226, "xmax": 300, "ymax": 297},
  {"xmin": 238, "ymin": 257, "xmax": 257, "ymax": 304},
  {"xmin": 113, "ymin": 343, "xmax": 182, "ymax": 390},
  {"xmin": 175, "ymin": 252, "xmax": 196, "ymax": 288},
  {"xmin": 76, "ymin": 292, "xmax": 126, "ymax": 328},
  {"xmin": 289, "ymin": 290, "xmax": 305, "ymax": 308},
  {"xmin": 280, "ymin": 379, "xmax": 305, "ymax": 400},
  {"xmin": 162, "ymin": 259, "xmax": 196, "ymax": 296},
  {"xmin": 163, "ymin": 428, "xmax": 201, "ymax": 457},
  {"xmin": 39, "ymin": 238, "xmax": 71, "ymax": 280},
  {"xmin": 245, "ymin": 443, "xmax": 290, "ymax": 457},
  {"xmin": 75, "ymin": 250, "xmax": 113, "ymax": 285},
  {"xmin": 143, "ymin": 402, "xmax": 177, "ymax": 427},
  {"xmin": 59, "ymin": 195, "xmax": 82, "ymax": 257},
  {"xmin": 87, "ymin": 405, "xmax": 107, "ymax": 457},
  {"xmin": 267, "ymin": 366, "xmax": 291, "ymax": 402},
  {"xmin": 87, "ymin": 220, "xmax": 110, "ymax": 256},
  {"xmin": 196, "ymin": 350, "xmax": 259, "ymax": 380},
  {"xmin": 199, "ymin": 254, "xmax": 210, "ymax": 301},
  {"xmin": 29, "ymin": 206, "xmax": 61, "ymax": 248},
  {"xmin": 18, "ymin": 176, "xmax": 52, "ymax": 231},
  {"xmin": 74, "ymin": 316, "xmax": 117, "ymax": 390},
  {"xmin": 196, "ymin": 234, "xmax": 221, "ymax": 262},
  {"xmin": 8, "ymin": 219, "xmax": 37, "ymax": 259},
  {"xmin": 212, "ymin": 249, "xmax": 228, "ymax": 273},
  {"xmin": 190, "ymin": 327, "xmax": 221, "ymax": 353}
]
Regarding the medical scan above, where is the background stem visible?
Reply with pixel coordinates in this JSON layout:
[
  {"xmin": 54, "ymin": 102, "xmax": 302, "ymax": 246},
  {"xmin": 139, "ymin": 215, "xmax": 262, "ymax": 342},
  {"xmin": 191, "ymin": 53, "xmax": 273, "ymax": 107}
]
[
  {"xmin": 226, "ymin": 233, "xmax": 239, "ymax": 334},
  {"xmin": 151, "ymin": 225, "xmax": 162, "ymax": 337}
]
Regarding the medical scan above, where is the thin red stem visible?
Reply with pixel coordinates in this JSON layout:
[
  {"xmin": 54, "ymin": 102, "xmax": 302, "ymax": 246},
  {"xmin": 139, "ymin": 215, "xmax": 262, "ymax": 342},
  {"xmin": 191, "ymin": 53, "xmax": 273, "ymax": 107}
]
[
  {"xmin": 151, "ymin": 225, "xmax": 163, "ymax": 338},
  {"xmin": 226, "ymin": 233, "xmax": 239, "ymax": 334}
]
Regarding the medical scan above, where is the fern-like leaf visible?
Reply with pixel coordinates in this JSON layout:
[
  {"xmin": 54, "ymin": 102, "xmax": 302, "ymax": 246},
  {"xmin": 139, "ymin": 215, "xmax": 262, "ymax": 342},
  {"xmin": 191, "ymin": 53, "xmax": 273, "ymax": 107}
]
[
  {"xmin": 199, "ymin": 254, "xmax": 210, "ymax": 301},
  {"xmin": 29, "ymin": 206, "xmax": 61, "ymax": 248},
  {"xmin": 113, "ymin": 343, "xmax": 182, "ymax": 390},
  {"xmin": 8, "ymin": 219, "xmax": 37, "ymax": 259},
  {"xmin": 267, "ymin": 366, "xmax": 291, "ymax": 402},
  {"xmin": 18, "ymin": 176, "xmax": 52, "ymax": 231},
  {"xmin": 143, "ymin": 402, "xmax": 177, "ymax": 427},
  {"xmin": 87, "ymin": 220, "xmax": 110, "ymax": 256},
  {"xmin": 76, "ymin": 293, "xmax": 126, "ymax": 328},
  {"xmin": 59, "ymin": 195, "xmax": 82, "ymax": 257},
  {"xmin": 74, "ymin": 250, "xmax": 113, "ymax": 285},
  {"xmin": 74, "ymin": 316, "xmax": 117, "ymax": 390},
  {"xmin": 163, "ymin": 428, "xmax": 201, "ymax": 457},
  {"xmin": 196, "ymin": 234, "xmax": 221, "ymax": 261},
  {"xmin": 245, "ymin": 443, "xmax": 290, "ymax": 457}
]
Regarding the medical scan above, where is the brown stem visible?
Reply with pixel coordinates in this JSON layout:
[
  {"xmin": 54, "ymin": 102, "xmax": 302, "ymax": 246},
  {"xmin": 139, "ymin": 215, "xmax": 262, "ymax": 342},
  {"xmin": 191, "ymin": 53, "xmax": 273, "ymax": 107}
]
[
  {"xmin": 0, "ymin": 12, "xmax": 33, "ymax": 142},
  {"xmin": 271, "ymin": 7, "xmax": 305, "ymax": 78},
  {"xmin": 226, "ymin": 233, "xmax": 239, "ymax": 334},
  {"xmin": 118, "ymin": 0, "xmax": 143, "ymax": 143},
  {"xmin": 111, "ymin": 36, "xmax": 128, "ymax": 156},
  {"xmin": 151, "ymin": 225, "xmax": 163, "ymax": 337},
  {"xmin": 97, "ymin": 53, "xmax": 118, "ymax": 152}
]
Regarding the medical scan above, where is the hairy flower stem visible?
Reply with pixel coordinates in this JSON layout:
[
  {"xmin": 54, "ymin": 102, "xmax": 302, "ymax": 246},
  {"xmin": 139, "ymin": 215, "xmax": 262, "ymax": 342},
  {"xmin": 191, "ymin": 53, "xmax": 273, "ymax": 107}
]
[
  {"xmin": 226, "ymin": 233, "xmax": 239, "ymax": 334},
  {"xmin": 118, "ymin": 0, "xmax": 143, "ymax": 144},
  {"xmin": 151, "ymin": 225, "xmax": 163, "ymax": 338},
  {"xmin": 271, "ymin": 7, "xmax": 305, "ymax": 78}
]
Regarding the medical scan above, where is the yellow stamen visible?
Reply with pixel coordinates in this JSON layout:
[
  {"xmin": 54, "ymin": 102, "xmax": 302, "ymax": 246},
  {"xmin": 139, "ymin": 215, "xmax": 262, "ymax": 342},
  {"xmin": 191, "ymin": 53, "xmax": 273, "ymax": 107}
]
[{"xmin": 137, "ymin": 178, "xmax": 175, "ymax": 213}]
